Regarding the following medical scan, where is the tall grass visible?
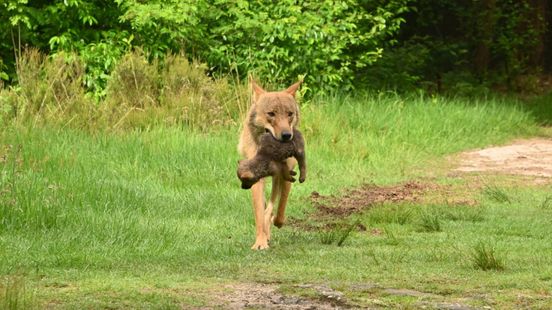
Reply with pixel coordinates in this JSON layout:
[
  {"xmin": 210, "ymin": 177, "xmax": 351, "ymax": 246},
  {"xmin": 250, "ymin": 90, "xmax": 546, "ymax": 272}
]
[
  {"xmin": 0, "ymin": 49, "xmax": 95, "ymax": 128},
  {"xmin": 483, "ymin": 185, "xmax": 512, "ymax": 204},
  {"xmin": 0, "ymin": 276, "xmax": 34, "ymax": 310},
  {"xmin": 470, "ymin": 242, "xmax": 505, "ymax": 271},
  {"xmin": 0, "ymin": 49, "xmax": 248, "ymax": 131}
]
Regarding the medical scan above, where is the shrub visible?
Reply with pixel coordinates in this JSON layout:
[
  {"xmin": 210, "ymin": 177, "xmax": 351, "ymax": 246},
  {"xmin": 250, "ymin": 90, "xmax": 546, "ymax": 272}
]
[
  {"xmin": 1, "ymin": 0, "xmax": 409, "ymax": 94},
  {"xmin": 106, "ymin": 50, "xmax": 160, "ymax": 109},
  {"xmin": 205, "ymin": 0, "xmax": 408, "ymax": 92},
  {"xmin": 159, "ymin": 54, "xmax": 246, "ymax": 130}
]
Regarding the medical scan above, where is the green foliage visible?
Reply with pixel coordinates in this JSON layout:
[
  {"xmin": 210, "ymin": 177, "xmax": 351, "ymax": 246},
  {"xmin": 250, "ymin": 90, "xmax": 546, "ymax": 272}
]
[
  {"xmin": 116, "ymin": 0, "xmax": 207, "ymax": 59},
  {"xmin": 205, "ymin": 0, "xmax": 408, "ymax": 92},
  {"xmin": 1, "ymin": 0, "xmax": 126, "ymax": 86},
  {"xmin": 365, "ymin": 0, "xmax": 549, "ymax": 92},
  {"xmin": 0, "ymin": 0, "xmax": 409, "ymax": 94}
]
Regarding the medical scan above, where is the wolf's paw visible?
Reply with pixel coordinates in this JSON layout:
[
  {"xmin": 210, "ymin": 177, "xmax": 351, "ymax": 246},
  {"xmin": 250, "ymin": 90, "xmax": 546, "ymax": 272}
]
[
  {"xmin": 273, "ymin": 216, "xmax": 285, "ymax": 228},
  {"xmin": 251, "ymin": 239, "xmax": 269, "ymax": 250}
]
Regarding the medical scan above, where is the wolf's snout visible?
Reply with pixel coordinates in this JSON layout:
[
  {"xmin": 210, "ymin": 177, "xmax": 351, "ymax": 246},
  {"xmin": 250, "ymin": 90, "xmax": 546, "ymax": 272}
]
[{"xmin": 281, "ymin": 131, "xmax": 292, "ymax": 141}]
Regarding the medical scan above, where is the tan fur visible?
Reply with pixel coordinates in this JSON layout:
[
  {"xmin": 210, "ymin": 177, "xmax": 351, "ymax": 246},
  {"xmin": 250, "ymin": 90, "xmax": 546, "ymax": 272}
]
[{"xmin": 238, "ymin": 79, "xmax": 302, "ymax": 250}]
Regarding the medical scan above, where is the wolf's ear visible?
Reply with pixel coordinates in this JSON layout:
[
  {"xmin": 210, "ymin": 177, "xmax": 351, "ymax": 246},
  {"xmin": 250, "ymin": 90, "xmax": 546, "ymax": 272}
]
[
  {"xmin": 285, "ymin": 80, "xmax": 303, "ymax": 97},
  {"xmin": 250, "ymin": 77, "xmax": 266, "ymax": 102}
]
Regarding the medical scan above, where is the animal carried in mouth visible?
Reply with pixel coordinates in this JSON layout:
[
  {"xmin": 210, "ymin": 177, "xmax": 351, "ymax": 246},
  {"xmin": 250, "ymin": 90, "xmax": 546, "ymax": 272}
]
[{"xmin": 237, "ymin": 128, "xmax": 306, "ymax": 190}]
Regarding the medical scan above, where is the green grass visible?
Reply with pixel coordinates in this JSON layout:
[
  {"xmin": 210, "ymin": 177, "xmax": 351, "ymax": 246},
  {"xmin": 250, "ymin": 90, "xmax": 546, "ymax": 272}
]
[
  {"xmin": 471, "ymin": 242, "xmax": 505, "ymax": 271},
  {"xmin": 417, "ymin": 210, "xmax": 442, "ymax": 232},
  {"xmin": 1, "ymin": 276, "xmax": 34, "ymax": 310},
  {"xmin": 483, "ymin": 184, "xmax": 512, "ymax": 204},
  {"xmin": 1, "ymin": 94, "xmax": 552, "ymax": 308}
]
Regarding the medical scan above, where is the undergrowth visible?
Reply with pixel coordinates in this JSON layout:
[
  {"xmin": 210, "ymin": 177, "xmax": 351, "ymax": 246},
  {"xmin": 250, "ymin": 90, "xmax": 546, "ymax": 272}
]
[
  {"xmin": 470, "ymin": 242, "xmax": 505, "ymax": 271},
  {"xmin": 0, "ymin": 49, "xmax": 248, "ymax": 131},
  {"xmin": 0, "ymin": 276, "xmax": 35, "ymax": 310}
]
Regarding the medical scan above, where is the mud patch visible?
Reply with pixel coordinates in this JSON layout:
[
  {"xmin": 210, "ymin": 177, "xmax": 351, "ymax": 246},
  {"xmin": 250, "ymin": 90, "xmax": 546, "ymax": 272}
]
[
  {"xmin": 209, "ymin": 283, "xmax": 349, "ymax": 309},
  {"xmin": 456, "ymin": 138, "xmax": 552, "ymax": 179},
  {"xmin": 206, "ymin": 282, "xmax": 482, "ymax": 309},
  {"xmin": 309, "ymin": 181, "xmax": 438, "ymax": 218}
]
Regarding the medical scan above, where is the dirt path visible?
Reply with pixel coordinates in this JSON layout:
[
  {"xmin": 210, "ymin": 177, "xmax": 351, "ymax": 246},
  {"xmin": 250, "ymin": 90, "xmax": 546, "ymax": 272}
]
[
  {"xmin": 207, "ymin": 283, "xmax": 347, "ymax": 309},
  {"xmin": 456, "ymin": 138, "xmax": 552, "ymax": 178},
  {"xmin": 207, "ymin": 282, "xmax": 477, "ymax": 309}
]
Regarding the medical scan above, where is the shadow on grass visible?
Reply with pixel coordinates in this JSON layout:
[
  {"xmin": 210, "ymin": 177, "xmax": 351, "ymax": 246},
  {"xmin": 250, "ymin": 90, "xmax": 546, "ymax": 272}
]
[{"xmin": 518, "ymin": 92, "xmax": 552, "ymax": 126}]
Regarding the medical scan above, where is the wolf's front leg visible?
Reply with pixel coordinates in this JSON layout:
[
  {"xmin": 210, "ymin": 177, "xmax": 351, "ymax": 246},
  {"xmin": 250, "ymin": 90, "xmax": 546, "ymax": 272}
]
[{"xmin": 250, "ymin": 179, "xmax": 269, "ymax": 250}]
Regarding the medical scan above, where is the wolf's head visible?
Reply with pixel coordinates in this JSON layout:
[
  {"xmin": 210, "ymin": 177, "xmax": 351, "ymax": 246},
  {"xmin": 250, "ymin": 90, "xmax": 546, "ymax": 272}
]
[{"xmin": 251, "ymin": 79, "xmax": 302, "ymax": 142}]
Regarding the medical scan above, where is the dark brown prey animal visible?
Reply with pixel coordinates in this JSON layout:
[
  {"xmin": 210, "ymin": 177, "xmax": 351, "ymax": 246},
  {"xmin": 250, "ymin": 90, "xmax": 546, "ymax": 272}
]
[{"xmin": 237, "ymin": 129, "xmax": 306, "ymax": 190}]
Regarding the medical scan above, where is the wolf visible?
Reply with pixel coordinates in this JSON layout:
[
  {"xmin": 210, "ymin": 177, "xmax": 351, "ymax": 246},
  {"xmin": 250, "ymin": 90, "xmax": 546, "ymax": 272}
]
[
  {"xmin": 237, "ymin": 128, "xmax": 306, "ymax": 190},
  {"xmin": 237, "ymin": 79, "xmax": 303, "ymax": 250}
]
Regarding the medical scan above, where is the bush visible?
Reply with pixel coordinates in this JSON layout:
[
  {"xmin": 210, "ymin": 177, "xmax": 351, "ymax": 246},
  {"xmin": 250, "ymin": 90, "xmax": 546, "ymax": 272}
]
[
  {"xmin": 106, "ymin": 50, "xmax": 160, "ymax": 109},
  {"xmin": 159, "ymin": 54, "xmax": 247, "ymax": 129},
  {"xmin": 204, "ymin": 0, "xmax": 408, "ymax": 92},
  {"xmin": 1, "ymin": 0, "xmax": 409, "ymax": 94}
]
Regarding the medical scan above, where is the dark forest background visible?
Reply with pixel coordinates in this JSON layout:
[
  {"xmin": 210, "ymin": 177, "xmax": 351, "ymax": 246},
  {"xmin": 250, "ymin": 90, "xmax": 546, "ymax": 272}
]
[{"xmin": 1, "ymin": 0, "xmax": 551, "ymax": 96}]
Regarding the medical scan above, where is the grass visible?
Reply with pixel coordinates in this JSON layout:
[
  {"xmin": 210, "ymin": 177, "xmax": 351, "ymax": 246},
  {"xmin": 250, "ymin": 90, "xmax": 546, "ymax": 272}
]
[
  {"xmin": 417, "ymin": 210, "xmax": 442, "ymax": 232},
  {"xmin": 483, "ymin": 184, "xmax": 512, "ymax": 204},
  {"xmin": 319, "ymin": 221, "xmax": 359, "ymax": 246},
  {"xmin": 471, "ymin": 242, "xmax": 505, "ymax": 271},
  {"xmin": 1, "ymin": 276, "xmax": 34, "ymax": 310},
  {"xmin": 538, "ymin": 195, "xmax": 552, "ymax": 209},
  {"xmin": 1, "ymin": 93, "xmax": 552, "ymax": 308}
]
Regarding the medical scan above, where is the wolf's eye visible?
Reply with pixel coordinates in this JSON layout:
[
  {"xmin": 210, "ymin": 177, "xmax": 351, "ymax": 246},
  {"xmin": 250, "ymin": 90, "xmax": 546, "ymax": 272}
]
[
  {"xmin": 288, "ymin": 112, "xmax": 294, "ymax": 117},
  {"xmin": 267, "ymin": 112, "xmax": 275, "ymax": 117}
]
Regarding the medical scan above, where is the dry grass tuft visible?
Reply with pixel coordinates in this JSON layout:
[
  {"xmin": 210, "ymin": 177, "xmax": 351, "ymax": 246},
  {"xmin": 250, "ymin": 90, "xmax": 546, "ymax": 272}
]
[{"xmin": 1, "ymin": 49, "xmax": 248, "ymax": 131}]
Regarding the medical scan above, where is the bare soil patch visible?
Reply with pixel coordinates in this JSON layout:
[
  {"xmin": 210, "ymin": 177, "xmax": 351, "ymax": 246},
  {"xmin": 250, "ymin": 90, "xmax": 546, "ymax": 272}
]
[
  {"xmin": 206, "ymin": 282, "xmax": 477, "ymax": 310},
  {"xmin": 309, "ymin": 181, "xmax": 439, "ymax": 218},
  {"xmin": 207, "ymin": 283, "xmax": 349, "ymax": 309},
  {"xmin": 456, "ymin": 138, "xmax": 552, "ymax": 178},
  {"xmin": 287, "ymin": 181, "xmax": 451, "ymax": 232},
  {"xmin": 302, "ymin": 138, "xmax": 552, "ymax": 226}
]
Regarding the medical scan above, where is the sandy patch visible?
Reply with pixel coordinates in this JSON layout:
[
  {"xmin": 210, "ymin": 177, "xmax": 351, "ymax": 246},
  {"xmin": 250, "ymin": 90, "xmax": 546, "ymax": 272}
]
[{"xmin": 456, "ymin": 138, "xmax": 552, "ymax": 178}]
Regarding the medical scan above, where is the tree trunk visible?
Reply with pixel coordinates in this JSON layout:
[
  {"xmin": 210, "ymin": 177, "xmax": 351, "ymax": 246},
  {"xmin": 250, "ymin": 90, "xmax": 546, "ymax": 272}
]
[
  {"xmin": 473, "ymin": 0, "xmax": 496, "ymax": 80},
  {"xmin": 528, "ymin": 0, "xmax": 548, "ymax": 71}
]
